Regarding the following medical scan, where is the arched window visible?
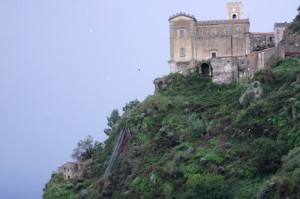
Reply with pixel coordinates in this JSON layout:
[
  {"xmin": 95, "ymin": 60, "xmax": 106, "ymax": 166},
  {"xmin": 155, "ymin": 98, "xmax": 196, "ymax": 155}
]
[{"xmin": 232, "ymin": 14, "xmax": 237, "ymax": 19}]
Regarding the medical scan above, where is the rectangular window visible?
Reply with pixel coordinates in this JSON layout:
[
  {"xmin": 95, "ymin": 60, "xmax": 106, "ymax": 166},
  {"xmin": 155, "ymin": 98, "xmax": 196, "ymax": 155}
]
[
  {"xmin": 180, "ymin": 48, "xmax": 185, "ymax": 57},
  {"xmin": 179, "ymin": 29, "xmax": 185, "ymax": 38},
  {"xmin": 212, "ymin": 52, "xmax": 216, "ymax": 58}
]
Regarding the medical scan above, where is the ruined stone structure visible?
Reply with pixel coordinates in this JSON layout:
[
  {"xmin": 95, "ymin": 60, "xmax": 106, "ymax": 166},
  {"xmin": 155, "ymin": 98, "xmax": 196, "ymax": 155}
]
[
  {"xmin": 274, "ymin": 23, "xmax": 289, "ymax": 47},
  {"xmin": 166, "ymin": 2, "xmax": 287, "ymax": 84},
  {"xmin": 58, "ymin": 158, "xmax": 92, "ymax": 180}
]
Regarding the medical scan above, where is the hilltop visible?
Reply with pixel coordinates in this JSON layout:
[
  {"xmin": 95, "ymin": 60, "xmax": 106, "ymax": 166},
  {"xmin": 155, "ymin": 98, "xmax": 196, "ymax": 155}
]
[
  {"xmin": 43, "ymin": 8, "xmax": 300, "ymax": 199},
  {"xmin": 43, "ymin": 56, "xmax": 300, "ymax": 199}
]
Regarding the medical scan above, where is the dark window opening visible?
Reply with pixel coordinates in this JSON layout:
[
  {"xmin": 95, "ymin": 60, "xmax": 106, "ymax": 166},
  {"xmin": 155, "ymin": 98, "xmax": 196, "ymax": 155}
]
[
  {"xmin": 270, "ymin": 37, "xmax": 273, "ymax": 42},
  {"xmin": 212, "ymin": 52, "xmax": 216, "ymax": 58},
  {"xmin": 179, "ymin": 29, "xmax": 185, "ymax": 38},
  {"xmin": 232, "ymin": 14, "xmax": 237, "ymax": 19},
  {"xmin": 180, "ymin": 48, "xmax": 185, "ymax": 57},
  {"xmin": 201, "ymin": 63, "xmax": 210, "ymax": 76}
]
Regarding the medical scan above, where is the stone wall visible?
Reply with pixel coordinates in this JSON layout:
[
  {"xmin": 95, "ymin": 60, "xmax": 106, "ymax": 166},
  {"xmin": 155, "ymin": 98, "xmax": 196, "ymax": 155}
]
[
  {"xmin": 258, "ymin": 47, "xmax": 282, "ymax": 68},
  {"xmin": 243, "ymin": 47, "xmax": 284, "ymax": 79},
  {"xmin": 211, "ymin": 46, "xmax": 282, "ymax": 84},
  {"xmin": 281, "ymin": 28, "xmax": 300, "ymax": 56},
  {"xmin": 274, "ymin": 23, "xmax": 289, "ymax": 46},
  {"xmin": 245, "ymin": 51, "xmax": 259, "ymax": 78},
  {"xmin": 211, "ymin": 56, "xmax": 246, "ymax": 84},
  {"xmin": 250, "ymin": 33, "xmax": 275, "ymax": 51}
]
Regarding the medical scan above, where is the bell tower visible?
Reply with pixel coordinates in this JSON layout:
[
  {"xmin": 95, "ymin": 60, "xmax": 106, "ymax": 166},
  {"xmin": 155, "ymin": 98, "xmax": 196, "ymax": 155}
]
[{"xmin": 226, "ymin": 2, "xmax": 243, "ymax": 20}]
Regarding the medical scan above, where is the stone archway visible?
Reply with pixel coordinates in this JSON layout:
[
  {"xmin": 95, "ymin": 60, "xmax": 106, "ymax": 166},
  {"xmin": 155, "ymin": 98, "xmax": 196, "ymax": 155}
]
[{"xmin": 201, "ymin": 63, "xmax": 210, "ymax": 76}]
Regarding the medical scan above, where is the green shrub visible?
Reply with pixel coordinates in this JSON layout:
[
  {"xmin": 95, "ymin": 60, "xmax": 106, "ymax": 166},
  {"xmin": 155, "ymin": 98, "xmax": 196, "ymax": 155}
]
[
  {"xmin": 282, "ymin": 147, "xmax": 300, "ymax": 173},
  {"xmin": 185, "ymin": 164, "xmax": 200, "ymax": 176},
  {"xmin": 272, "ymin": 171, "xmax": 300, "ymax": 199},
  {"xmin": 205, "ymin": 149, "xmax": 224, "ymax": 164},
  {"xmin": 195, "ymin": 147, "xmax": 224, "ymax": 164},
  {"xmin": 131, "ymin": 175, "xmax": 162, "ymax": 197},
  {"xmin": 249, "ymin": 138, "xmax": 283, "ymax": 174},
  {"xmin": 186, "ymin": 113, "xmax": 205, "ymax": 138},
  {"xmin": 162, "ymin": 182, "xmax": 174, "ymax": 197},
  {"xmin": 272, "ymin": 110, "xmax": 288, "ymax": 129},
  {"xmin": 187, "ymin": 174, "xmax": 229, "ymax": 199},
  {"xmin": 230, "ymin": 180, "xmax": 263, "ymax": 199},
  {"xmin": 43, "ymin": 174, "xmax": 76, "ymax": 199}
]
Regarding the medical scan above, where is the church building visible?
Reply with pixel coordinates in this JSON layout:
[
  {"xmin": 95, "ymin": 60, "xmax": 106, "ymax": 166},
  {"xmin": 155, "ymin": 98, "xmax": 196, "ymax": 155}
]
[{"xmin": 167, "ymin": 2, "xmax": 287, "ymax": 83}]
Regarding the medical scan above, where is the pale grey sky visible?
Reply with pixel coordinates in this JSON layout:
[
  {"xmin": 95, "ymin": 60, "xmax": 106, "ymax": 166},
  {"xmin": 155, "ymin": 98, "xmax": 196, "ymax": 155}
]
[{"xmin": 0, "ymin": 1, "xmax": 298, "ymax": 198}]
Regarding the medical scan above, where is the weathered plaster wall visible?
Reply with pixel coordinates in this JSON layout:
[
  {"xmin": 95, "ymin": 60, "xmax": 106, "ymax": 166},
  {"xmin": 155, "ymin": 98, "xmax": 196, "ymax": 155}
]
[
  {"xmin": 211, "ymin": 47, "xmax": 282, "ymax": 84},
  {"xmin": 195, "ymin": 20, "xmax": 250, "ymax": 60},
  {"xmin": 211, "ymin": 56, "xmax": 249, "ymax": 84},
  {"xmin": 169, "ymin": 14, "xmax": 196, "ymax": 73},
  {"xmin": 258, "ymin": 47, "xmax": 281, "ymax": 68}
]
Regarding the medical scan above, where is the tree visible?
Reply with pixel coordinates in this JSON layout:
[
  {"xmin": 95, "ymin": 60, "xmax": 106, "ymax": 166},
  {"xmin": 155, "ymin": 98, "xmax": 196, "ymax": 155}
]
[
  {"xmin": 104, "ymin": 109, "xmax": 121, "ymax": 136},
  {"xmin": 122, "ymin": 99, "xmax": 140, "ymax": 112},
  {"xmin": 107, "ymin": 109, "xmax": 121, "ymax": 128},
  {"xmin": 71, "ymin": 135, "xmax": 94, "ymax": 161}
]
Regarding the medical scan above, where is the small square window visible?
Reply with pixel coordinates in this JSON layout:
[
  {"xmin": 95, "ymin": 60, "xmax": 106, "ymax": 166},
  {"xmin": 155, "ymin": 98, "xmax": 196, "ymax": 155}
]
[
  {"xmin": 212, "ymin": 52, "xmax": 217, "ymax": 58},
  {"xmin": 179, "ymin": 29, "xmax": 185, "ymax": 38}
]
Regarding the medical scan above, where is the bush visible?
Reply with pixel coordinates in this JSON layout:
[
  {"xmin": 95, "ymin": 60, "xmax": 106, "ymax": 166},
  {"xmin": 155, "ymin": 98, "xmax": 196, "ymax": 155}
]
[
  {"xmin": 282, "ymin": 147, "xmax": 300, "ymax": 173},
  {"xmin": 186, "ymin": 113, "xmax": 205, "ymax": 138},
  {"xmin": 249, "ymin": 138, "xmax": 283, "ymax": 174},
  {"xmin": 272, "ymin": 170, "xmax": 300, "ymax": 199},
  {"xmin": 254, "ymin": 69, "xmax": 275, "ymax": 84},
  {"xmin": 187, "ymin": 174, "xmax": 229, "ymax": 199},
  {"xmin": 131, "ymin": 175, "xmax": 162, "ymax": 197}
]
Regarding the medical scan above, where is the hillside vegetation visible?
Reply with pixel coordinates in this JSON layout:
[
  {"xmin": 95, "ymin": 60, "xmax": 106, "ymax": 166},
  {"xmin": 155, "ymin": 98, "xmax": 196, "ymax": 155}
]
[{"xmin": 44, "ymin": 57, "xmax": 300, "ymax": 199}]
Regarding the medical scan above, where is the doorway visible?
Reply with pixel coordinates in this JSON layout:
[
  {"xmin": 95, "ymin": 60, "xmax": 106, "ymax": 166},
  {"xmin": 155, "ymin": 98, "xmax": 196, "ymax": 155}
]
[{"xmin": 201, "ymin": 63, "xmax": 210, "ymax": 76}]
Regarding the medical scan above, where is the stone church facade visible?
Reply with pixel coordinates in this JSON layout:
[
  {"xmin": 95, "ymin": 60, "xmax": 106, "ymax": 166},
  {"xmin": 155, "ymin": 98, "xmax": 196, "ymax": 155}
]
[{"xmin": 167, "ymin": 2, "xmax": 288, "ymax": 84}]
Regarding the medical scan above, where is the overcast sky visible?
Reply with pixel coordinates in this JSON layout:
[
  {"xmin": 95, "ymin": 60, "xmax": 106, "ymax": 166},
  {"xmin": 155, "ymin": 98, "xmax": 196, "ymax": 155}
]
[{"xmin": 0, "ymin": 0, "xmax": 298, "ymax": 198}]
